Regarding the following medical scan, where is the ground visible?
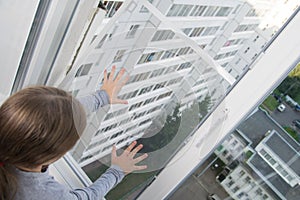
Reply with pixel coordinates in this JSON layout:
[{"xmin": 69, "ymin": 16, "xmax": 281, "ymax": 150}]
[
  {"xmin": 269, "ymin": 101, "xmax": 300, "ymax": 142},
  {"xmin": 168, "ymin": 154, "xmax": 230, "ymax": 200}
]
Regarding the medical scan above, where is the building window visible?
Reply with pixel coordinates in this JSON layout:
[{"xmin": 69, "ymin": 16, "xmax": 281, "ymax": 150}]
[
  {"xmin": 126, "ymin": 25, "xmax": 140, "ymax": 39},
  {"xmin": 167, "ymin": 4, "xmax": 182, "ymax": 16},
  {"xmin": 177, "ymin": 47, "xmax": 191, "ymax": 56},
  {"xmin": 75, "ymin": 63, "xmax": 92, "ymax": 77},
  {"xmin": 234, "ymin": 24, "xmax": 258, "ymax": 32},
  {"xmin": 232, "ymin": 186, "xmax": 240, "ymax": 193},
  {"xmin": 157, "ymin": 91, "xmax": 172, "ymax": 101},
  {"xmin": 139, "ymin": 85, "xmax": 153, "ymax": 95},
  {"xmin": 104, "ymin": 1, "xmax": 123, "ymax": 18},
  {"xmin": 104, "ymin": 107, "xmax": 128, "ymax": 121},
  {"xmin": 139, "ymin": 119, "xmax": 152, "ymax": 126},
  {"xmin": 202, "ymin": 26, "xmax": 219, "ymax": 36},
  {"xmin": 143, "ymin": 97, "xmax": 156, "ymax": 105},
  {"xmin": 150, "ymin": 68, "xmax": 165, "ymax": 78},
  {"xmin": 203, "ymin": 6, "xmax": 219, "ymax": 16},
  {"xmin": 161, "ymin": 49, "xmax": 178, "ymax": 60},
  {"xmin": 146, "ymin": 105, "xmax": 161, "ymax": 114},
  {"xmin": 151, "ymin": 30, "xmax": 175, "ymax": 42},
  {"xmin": 129, "ymin": 101, "xmax": 143, "ymax": 111},
  {"xmin": 167, "ymin": 77, "xmax": 183, "ymax": 86},
  {"xmin": 153, "ymin": 81, "xmax": 167, "ymax": 90},
  {"xmin": 190, "ymin": 5, "xmax": 207, "ymax": 16},
  {"xmin": 164, "ymin": 65, "xmax": 178, "ymax": 74},
  {"xmin": 119, "ymin": 89, "xmax": 139, "ymax": 100},
  {"xmin": 177, "ymin": 62, "xmax": 193, "ymax": 71},
  {"xmin": 101, "ymin": 123, "xmax": 118, "ymax": 133},
  {"xmin": 110, "ymin": 131, "xmax": 124, "ymax": 139},
  {"xmin": 190, "ymin": 27, "xmax": 205, "ymax": 37},
  {"xmin": 96, "ymin": 34, "xmax": 108, "ymax": 49},
  {"xmin": 133, "ymin": 111, "xmax": 147, "ymax": 120},
  {"xmin": 127, "ymin": 71, "xmax": 151, "ymax": 84},
  {"xmin": 246, "ymin": 9, "xmax": 257, "ymax": 17},
  {"xmin": 138, "ymin": 51, "xmax": 163, "ymax": 64},
  {"xmin": 177, "ymin": 5, "xmax": 193, "ymax": 16},
  {"xmin": 216, "ymin": 7, "xmax": 233, "ymax": 17},
  {"xmin": 239, "ymin": 170, "xmax": 245, "ymax": 176},
  {"xmin": 113, "ymin": 49, "xmax": 126, "ymax": 62},
  {"xmin": 227, "ymin": 180, "xmax": 234, "ymax": 187},
  {"xmin": 182, "ymin": 28, "xmax": 192, "ymax": 36}
]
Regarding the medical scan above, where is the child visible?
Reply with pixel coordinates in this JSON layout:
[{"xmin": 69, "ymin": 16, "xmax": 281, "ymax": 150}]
[{"xmin": 0, "ymin": 66, "xmax": 148, "ymax": 200}]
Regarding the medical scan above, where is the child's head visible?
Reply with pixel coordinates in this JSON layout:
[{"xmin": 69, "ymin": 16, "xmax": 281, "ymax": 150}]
[{"xmin": 0, "ymin": 86, "xmax": 86, "ymax": 198}]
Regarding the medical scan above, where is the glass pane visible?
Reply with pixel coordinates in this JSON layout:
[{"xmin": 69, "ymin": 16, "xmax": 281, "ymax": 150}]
[{"xmin": 58, "ymin": 0, "xmax": 299, "ymax": 199}]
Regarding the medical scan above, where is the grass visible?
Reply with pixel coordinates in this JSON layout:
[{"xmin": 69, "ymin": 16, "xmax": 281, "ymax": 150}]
[
  {"xmin": 106, "ymin": 171, "xmax": 158, "ymax": 200},
  {"xmin": 262, "ymin": 95, "xmax": 279, "ymax": 111},
  {"xmin": 85, "ymin": 162, "xmax": 159, "ymax": 200},
  {"xmin": 293, "ymin": 93, "xmax": 300, "ymax": 104},
  {"xmin": 283, "ymin": 126, "xmax": 299, "ymax": 142},
  {"xmin": 85, "ymin": 164, "xmax": 109, "ymax": 182},
  {"xmin": 245, "ymin": 150, "xmax": 254, "ymax": 160}
]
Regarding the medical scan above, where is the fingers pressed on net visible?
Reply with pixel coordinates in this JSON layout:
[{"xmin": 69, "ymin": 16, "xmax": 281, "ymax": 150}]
[
  {"xmin": 130, "ymin": 144, "xmax": 143, "ymax": 157},
  {"xmin": 103, "ymin": 69, "xmax": 108, "ymax": 83},
  {"xmin": 114, "ymin": 99, "xmax": 128, "ymax": 104},
  {"xmin": 115, "ymin": 68, "xmax": 126, "ymax": 82},
  {"xmin": 133, "ymin": 153, "xmax": 148, "ymax": 163},
  {"xmin": 134, "ymin": 165, "xmax": 147, "ymax": 171},
  {"xmin": 109, "ymin": 66, "xmax": 116, "ymax": 81},
  {"xmin": 111, "ymin": 145, "xmax": 117, "ymax": 158},
  {"xmin": 125, "ymin": 141, "xmax": 137, "ymax": 153}
]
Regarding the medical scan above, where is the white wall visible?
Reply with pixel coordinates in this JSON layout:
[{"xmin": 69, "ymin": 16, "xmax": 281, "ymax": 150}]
[{"xmin": 0, "ymin": 0, "xmax": 39, "ymax": 102}]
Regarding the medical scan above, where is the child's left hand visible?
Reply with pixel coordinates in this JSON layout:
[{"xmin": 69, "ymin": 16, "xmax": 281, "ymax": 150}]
[
  {"xmin": 111, "ymin": 141, "xmax": 148, "ymax": 175},
  {"xmin": 101, "ymin": 66, "xmax": 129, "ymax": 104}
]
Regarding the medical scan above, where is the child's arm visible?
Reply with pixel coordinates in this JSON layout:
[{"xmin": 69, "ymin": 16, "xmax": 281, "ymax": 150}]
[
  {"xmin": 67, "ymin": 141, "xmax": 147, "ymax": 199},
  {"xmin": 77, "ymin": 90, "xmax": 110, "ymax": 113},
  {"xmin": 77, "ymin": 66, "xmax": 129, "ymax": 113}
]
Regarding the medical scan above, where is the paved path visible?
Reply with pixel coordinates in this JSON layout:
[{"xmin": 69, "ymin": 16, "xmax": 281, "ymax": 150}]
[{"xmin": 270, "ymin": 102, "xmax": 300, "ymax": 132}]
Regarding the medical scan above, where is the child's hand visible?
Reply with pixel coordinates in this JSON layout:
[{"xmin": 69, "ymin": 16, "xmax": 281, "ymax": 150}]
[
  {"xmin": 101, "ymin": 66, "xmax": 129, "ymax": 104},
  {"xmin": 111, "ymin": 141, "xmax": 148, "ymax": 175}
]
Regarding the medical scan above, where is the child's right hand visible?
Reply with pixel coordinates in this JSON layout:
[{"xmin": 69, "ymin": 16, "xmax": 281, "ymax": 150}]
[{"xmin": 111, "ymin": 141, "xmax": 148, "ymax": 175}]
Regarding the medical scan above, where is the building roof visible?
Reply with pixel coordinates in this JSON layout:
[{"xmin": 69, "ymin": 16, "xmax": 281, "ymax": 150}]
[
  {"xmin": 237, "ymin": 109, "xmax": 300, "ymax": 151},
  {"xmin": 248, "ymin": 154, "xmax": 300, "ymax": 200},
  {"xmin": 265, "ymin": 132, "xmax": 300, "ymax": 175}
]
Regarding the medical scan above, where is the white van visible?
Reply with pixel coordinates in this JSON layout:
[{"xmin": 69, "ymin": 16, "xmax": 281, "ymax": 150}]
[{"xmin": 277, "ymin": 104, "xmax": 286, "ymax": 112}]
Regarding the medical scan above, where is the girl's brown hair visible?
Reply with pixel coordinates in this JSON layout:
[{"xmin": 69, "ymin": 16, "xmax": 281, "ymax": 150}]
[{"xmin": 0, "ymin": 86, "xmax": 86, "ymax": 199}]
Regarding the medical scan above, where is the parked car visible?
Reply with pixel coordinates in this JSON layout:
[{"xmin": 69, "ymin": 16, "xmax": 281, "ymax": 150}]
[
  {"xmin": 277, "ymin": 104, "xmax": 286, "ymax": 112},
  {"xmin": 293, "ymin": 120, "xmax": 300, "ymax": 129},
  {"xmin": 207, "ymin": 194, "xmax": 221, "ymax": 200},
  {"xmin": 295, "ymin": 104, "xmax": 300, "ymax": 112},
  {"xmin": 216, "ymin": 167, "xmax": 230, "ymax": 183}
]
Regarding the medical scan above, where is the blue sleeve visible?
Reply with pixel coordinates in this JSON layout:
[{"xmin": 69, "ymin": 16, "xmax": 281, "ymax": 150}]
[
  {"xmin": 69, "ymin": 165, "xmax": 125, "ymax": 199},
  {"xmin": 77, "ymin": 90, "xmax": 110, "ymax": 113},
  {"xmin": 15, "ymin": 165, "xmax": 125, "ymax": 200}
]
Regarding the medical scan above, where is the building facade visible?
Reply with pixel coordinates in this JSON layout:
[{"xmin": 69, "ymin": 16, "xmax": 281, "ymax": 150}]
[{"xmin": 220, "ymin": 165, "xmax": 273, "ymax": 200}]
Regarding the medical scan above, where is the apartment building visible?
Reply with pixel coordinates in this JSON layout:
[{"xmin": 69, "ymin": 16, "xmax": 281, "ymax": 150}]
[
  {"xmin": 65, "ymin": 0, "xmax": 275, "ymax": 167},
  {"xmin": 214, "ymin": 130, "xmax": 250, "ymax": 164},
  {"xmin": 248, "ymin": 130, "xmax": 300, "ymax": 200},
  {"xmin": 226, "ymin": 110, "xmax": 300, "ymax": 200},
  {"xmin": 220, "ymin": 165, "xmax": 273, "ymax": 200}
]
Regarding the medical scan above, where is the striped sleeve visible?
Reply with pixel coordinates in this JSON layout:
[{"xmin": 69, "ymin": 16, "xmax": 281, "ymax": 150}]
[{"xmin": 77, "ymin": 90, "xmax": 110, "ymax": 113}]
